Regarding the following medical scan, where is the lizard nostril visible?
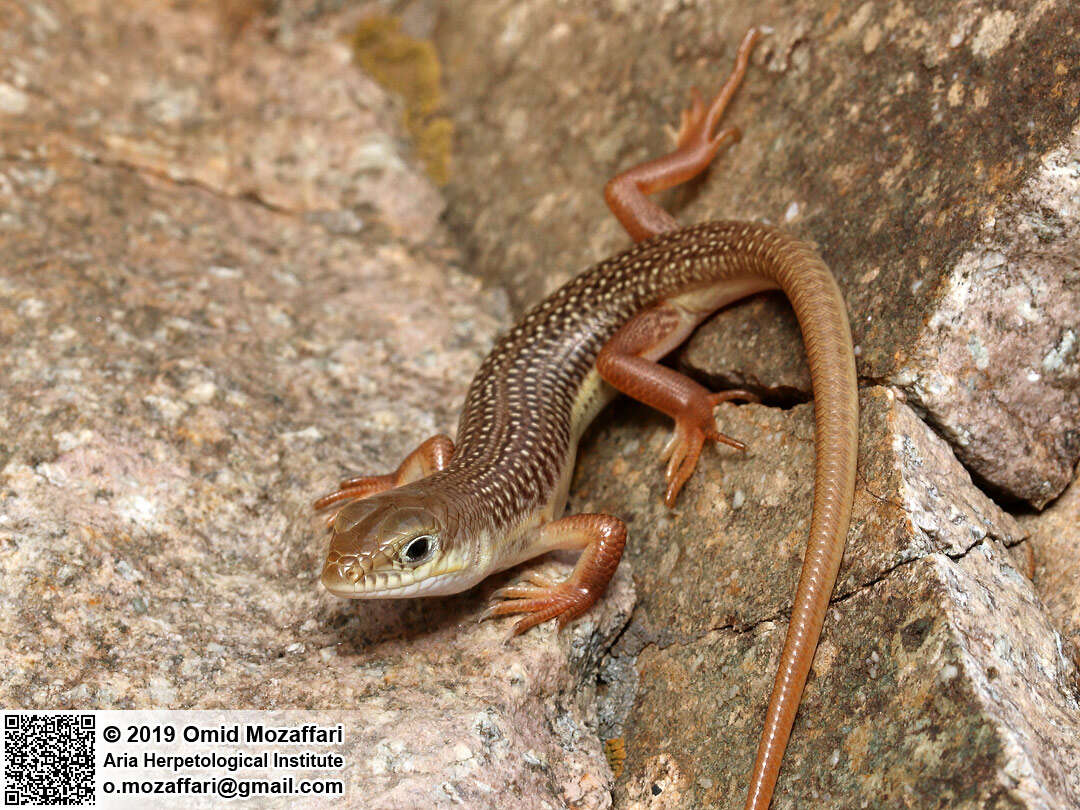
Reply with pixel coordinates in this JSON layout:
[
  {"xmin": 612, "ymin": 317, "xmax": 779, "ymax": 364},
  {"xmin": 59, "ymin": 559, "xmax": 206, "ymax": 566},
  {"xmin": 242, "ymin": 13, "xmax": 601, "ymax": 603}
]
[
  {"xmin": 339, "ymin": 556, "xmax": 361, "ymax": 583},
  {"xmin": 322, "ymin": 554, "xmax": 364, "ymax": 593}
]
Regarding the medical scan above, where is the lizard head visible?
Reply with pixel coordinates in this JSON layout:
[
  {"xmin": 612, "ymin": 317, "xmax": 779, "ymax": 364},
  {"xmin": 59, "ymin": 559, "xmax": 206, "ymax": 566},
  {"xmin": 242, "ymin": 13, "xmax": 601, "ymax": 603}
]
[{"xmin": 320, "ymin": 494, "xmax": 477, "ymax": 598}]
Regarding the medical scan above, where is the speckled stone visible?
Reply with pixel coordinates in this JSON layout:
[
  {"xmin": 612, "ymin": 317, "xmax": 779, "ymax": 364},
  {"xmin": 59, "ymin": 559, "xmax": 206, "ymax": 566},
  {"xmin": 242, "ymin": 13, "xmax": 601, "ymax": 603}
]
[
  {"xmin": 1018, "ymin": 473, "xmax": 1080, "ymax": 666},
  {"xmin": 0, "ymin": 0, "xmax": 443, "ymax": 239},
  {"xmin": 572, "ymin": 388, "xmax": 1022, "ymax": 636},
  {"xmin": 889, "ymin": 126, "xmax": 1080, "ymax": 509},
  {"xmin": 572, "ymin": 387, "xmax": 1079, "ymax": 808},
  {"xmin": 0, "ymin": 4, "xmax": 627, "ymax": 809},
  {"xmin": 436, "ymin": 0, "xmax": 1080, "ymax": 506},
  {"xmin": 614, "ymin": 544, "xmax": 1080, "ymax": 810}
]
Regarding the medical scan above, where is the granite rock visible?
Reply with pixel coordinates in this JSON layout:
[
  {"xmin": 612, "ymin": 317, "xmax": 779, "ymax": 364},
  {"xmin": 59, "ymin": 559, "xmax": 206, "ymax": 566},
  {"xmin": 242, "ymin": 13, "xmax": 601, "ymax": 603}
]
[
  {"xmin": 0, "ymin": 0, "xmax": 443, "ymax": 239},
  {"xmin": 890, "ymin": 126, "xmax": 1080, "ymax": 508},
  {"xmin": 613, "ymin": 544, "xmax": 1080, "ymax": 810},
  {"xmin": 0, "ymin": 4, "xmax": 626, "ymax": 809},
  {"xmin": 1018, "ymin": 473, "xmax": 1080, "ymax": 667},
  {"xmin": 572, "ymin": 388, "xmax": 1023, "ymax": 635},
  {"xmin": 435, "ymin": 0, "xmax": 1080, "ymax": 506},
  {"xmin": 4, "ymin": 2, "xmax": 1079, "ymax": 809},
  {"xmin": 572, "ymin": 388, "xmax": 1079, "ymax": 808}
]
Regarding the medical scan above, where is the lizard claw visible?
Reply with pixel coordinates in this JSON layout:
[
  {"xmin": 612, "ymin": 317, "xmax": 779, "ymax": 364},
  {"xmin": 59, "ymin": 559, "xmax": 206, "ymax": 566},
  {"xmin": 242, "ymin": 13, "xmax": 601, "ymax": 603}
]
[
  {"xmin": 482, "ymin": 577, "xmax": 594, "ymax": 635},
  {"xmin": 674, "ymin": 87, "xmax": 708, "ymax": 149},
  {"xmin": 661, "ymin": 388, "xmax": 758, "ymax": 507}
]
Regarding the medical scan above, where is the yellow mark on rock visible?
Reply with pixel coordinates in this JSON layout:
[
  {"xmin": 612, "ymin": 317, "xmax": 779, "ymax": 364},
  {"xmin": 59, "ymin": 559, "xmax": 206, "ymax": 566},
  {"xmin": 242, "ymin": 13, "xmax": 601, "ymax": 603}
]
[
  {"xmin": 351, "ymin": 16, "xmax": 453, "ymax": 185},
  {"xmin": 604, "ymin": 737, "xmax": 627, "ymax": 779}
]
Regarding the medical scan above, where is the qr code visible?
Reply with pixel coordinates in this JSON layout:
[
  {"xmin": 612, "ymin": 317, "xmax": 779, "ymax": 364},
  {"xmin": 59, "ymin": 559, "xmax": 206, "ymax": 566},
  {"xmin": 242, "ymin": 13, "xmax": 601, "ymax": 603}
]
[{"xmin": 4, "ymin": 714, "xmax": 95, "ymax": 806}]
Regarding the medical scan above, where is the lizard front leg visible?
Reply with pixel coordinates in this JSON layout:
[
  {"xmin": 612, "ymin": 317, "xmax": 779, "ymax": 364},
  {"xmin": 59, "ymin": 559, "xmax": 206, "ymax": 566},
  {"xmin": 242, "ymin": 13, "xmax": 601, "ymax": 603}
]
[
  {"xmin": 482, "ymin": 514, "xmax": 627, "ymax": 635},
  {"xmin": 313, "ymin": 434, "xmax": 454, "ymax": 519}
]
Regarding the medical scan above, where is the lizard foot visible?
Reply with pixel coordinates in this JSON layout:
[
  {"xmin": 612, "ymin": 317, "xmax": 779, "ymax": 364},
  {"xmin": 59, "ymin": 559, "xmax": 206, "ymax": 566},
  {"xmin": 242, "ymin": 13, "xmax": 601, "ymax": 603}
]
[
  {"xmin": 314, "ymin": 473, "xmax": 396, "ymax": 512},
  {"xmin": 481, "ymin": 575, "xmax": 597, "ymax": 635},
  {"xmin": 673, "ymin": 86, "xmax": 741, "ymax": 152},
  {"xmin": 671, "ymin": 27, "xmax": 762, "ymax": 155},
  {"xmin": 314, "ymin": 473, "xmax": 396, "ymax": 530},
  {"xmin": 480, "ymin": 513, "xmax": 627, "ymax": 636},
  {"xmin": 312, "ymin": 434, "xmax": 455, "ymax": 525},
  {"xmin": 660, "ymin": 388, "xmax": 758, "ymax": 507}
]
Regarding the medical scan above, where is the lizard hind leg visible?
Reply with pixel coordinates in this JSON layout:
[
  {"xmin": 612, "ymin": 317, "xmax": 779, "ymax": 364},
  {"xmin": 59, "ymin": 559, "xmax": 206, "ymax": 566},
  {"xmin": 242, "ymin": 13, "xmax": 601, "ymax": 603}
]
[
  {"xmin": 658, "ymin": 388, "xmax": 759, "ymax": 503},
  {"xmin": 673, "ymin": 26, "xmax": 761, "ymax": 154},
  {"xmin": 596, "ymin": 304, "xmax": 759, "ymax": 507}
]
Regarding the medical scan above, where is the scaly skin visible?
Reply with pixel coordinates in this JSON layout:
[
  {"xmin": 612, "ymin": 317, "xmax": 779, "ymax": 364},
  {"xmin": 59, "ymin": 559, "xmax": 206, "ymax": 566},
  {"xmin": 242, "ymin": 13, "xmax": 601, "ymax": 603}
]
[{"xmin": 316, "ymin": 29, "xmax": 858, "ymax": 810}]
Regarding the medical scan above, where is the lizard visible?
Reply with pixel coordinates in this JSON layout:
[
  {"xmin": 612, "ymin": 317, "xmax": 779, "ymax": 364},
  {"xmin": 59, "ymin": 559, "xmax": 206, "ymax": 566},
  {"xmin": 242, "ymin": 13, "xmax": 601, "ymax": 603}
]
[{"xmin": 315, "ymin": 28, "xmax": 857, "ymax": 810}]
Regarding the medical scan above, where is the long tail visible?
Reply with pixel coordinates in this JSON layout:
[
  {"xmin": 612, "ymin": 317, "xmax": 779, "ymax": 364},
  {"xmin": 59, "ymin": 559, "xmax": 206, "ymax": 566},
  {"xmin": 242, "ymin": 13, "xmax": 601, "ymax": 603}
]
[{"xmin": 744, "ymin": 229, "xmax": 859, "ymax": 810}]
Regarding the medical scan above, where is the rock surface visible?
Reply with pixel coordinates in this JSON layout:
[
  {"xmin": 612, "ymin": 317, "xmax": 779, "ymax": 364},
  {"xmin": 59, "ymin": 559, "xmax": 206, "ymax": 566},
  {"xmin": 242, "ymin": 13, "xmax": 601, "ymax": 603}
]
[
  {"xmin": 0, "ymin": 3, "xmax": 624, "ymax": 809},
  {"xmin": 1018, "ymin": 473, "xmax": 1080, "ymax": 666},
  {"xmin": 0, "ymin": 0, "xmax": 443, "ymax": 238},
  {"xmin": 574, "ymin": 388, "xmax": 1023, "ymax": 630},
  {"xmin": 573, "ymin": 389, "xmax": 1080, "ymax": 808},
  {"xmin": 614, "ymin": 545, "xmax": 1080, "ymax": 810},
  {"xmin": 435, "ymin": 0, "xmax": 1080, "ymax": 506},
  {"xmin": 3, "ymin": 2, "xmax": 1078, "ymax": 810}
]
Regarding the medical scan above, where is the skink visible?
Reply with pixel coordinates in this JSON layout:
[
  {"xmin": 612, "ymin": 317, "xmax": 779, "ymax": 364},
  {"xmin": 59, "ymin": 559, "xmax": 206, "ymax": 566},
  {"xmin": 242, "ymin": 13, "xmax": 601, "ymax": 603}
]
[{"xmin": 316, "ymin": 29, "xmax": 857, "ymax": 810}]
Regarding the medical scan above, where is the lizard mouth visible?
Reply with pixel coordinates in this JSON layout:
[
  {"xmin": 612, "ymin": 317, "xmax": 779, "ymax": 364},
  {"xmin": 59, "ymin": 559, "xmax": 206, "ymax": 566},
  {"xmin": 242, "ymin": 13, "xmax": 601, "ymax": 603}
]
[
  {"xmin": 320, "ymin": 551, "xmax": 466, "ymax": 598},
  {"xmin": 320, "ymin": 550, "xmax": 406, "ymax": 596}
]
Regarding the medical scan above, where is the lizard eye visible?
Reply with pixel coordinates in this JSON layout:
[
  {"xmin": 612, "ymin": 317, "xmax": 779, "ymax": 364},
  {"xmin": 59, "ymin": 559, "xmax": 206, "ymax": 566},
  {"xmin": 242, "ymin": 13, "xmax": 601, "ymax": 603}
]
[{"xmin": 399, "ymin": 535, "xmax": 436, "ymax": 566}]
